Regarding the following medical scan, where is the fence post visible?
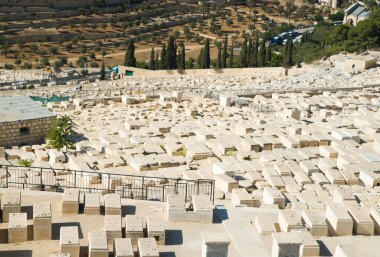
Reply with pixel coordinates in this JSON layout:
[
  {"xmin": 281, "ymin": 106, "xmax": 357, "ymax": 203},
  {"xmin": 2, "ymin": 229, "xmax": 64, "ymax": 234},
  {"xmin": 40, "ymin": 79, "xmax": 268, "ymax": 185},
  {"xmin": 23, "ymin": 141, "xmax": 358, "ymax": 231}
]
[
  {"xmin": 5, "ymin": 166, "xmax": 9, "ymax": 188},
  {"xmin": 74, "ymin": 171, "xmax": 77, "ymax": 188},
  {"xmin": 108, "ymin": 174, "xmax": 111, "ymax": 193},
  {"xmin": 185, "ymin": 182, "xmax": 188, "ymax": 202},
  {"xmin": 141, "ymin": 177, "xmax": 145, "ymax": 200},
  {"xmin": 40, "ymin": 168, "xmax": 43, "ymax": 191}
]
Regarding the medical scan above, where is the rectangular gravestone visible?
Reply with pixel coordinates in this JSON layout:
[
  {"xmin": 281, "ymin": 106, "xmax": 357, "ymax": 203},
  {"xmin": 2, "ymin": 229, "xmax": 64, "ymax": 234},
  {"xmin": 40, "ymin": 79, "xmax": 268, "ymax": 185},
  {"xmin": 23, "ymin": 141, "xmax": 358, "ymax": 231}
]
[
  {"xmin": 60, "ymin": 226, "xmax": 80, "ymax": 257},
  {"xmin": 33, "ymin": 202, "xmax": 52, "ymax": 240},
  {"xmin": 147, "ymin": 215, "xmax": 165, "ymax": 245},
  {"xmin": 2, "ymin": 189, "xmax": 21, "ymax": 222},
  {"xmin": 105, "ymin": 215, "xmax": 122, "ymax": 250},
  {"xmin": 201, "ymin": 232, "xmax": 230, "ymax": 257},
  {"xmin": 301, "ymin": 210, "xmax": 328, "ymax": 236},
  {"xmin": 8, "ymin": 213, "xmax": 27, "ymax": 243},
  {"xmin": 272, "ymin": 232, "xmax": 302, "ymax": 257},
  {"xmin": 85, "ymin": 193, "xmax": 100, "ymax": 215},
  {"xmin": 104, "ymin": 194, "xmax": 121, "ymax": 215},
  {"xmin": 114, "ymin": 238, "xmax": 134, "ymax": 257},
  {"xmin": 138, "ymin": 238, "xmax": 159, "ymax": 257},
  {"xmin": 166, "ymin": 195, "xmax": 186, "ymax": 221},
  {"xmin": 126, "ymin": 215, "xmax": 143, "ymax": 244},
  {"xmin": 326, "ymin": 205, "xmax": 353, "ymax": 236},
  {"xmin": 62, "ymin": 189, "xmax": 79, "ymax": 214},
  {"xmin": 89, "ymin": 231, "xmax": 108, "ymax": 257},
  {"xmin": 193, "ymin": 195, "xmax": 214, "ymax": 223}
]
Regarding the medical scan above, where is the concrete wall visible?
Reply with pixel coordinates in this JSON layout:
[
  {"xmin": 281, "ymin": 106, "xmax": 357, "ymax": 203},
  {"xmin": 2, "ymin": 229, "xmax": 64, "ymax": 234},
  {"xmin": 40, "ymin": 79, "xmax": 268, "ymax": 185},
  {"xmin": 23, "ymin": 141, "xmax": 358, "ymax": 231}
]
[
  {"xmin": 0, "ymin": 116, "xmax": 56, "ymax": 147},
  {"xmin": 118, "ymin": 66, "xmax": 307, "ymax": 79}
]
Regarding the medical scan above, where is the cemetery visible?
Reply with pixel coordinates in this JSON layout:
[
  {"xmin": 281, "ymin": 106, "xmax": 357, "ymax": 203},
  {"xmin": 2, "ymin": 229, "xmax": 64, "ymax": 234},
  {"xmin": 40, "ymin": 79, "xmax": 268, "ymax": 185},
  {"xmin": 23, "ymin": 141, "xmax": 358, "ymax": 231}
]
[{"xmin": 0, "ymin": 61, "xmax": 379, "ymax": 257}]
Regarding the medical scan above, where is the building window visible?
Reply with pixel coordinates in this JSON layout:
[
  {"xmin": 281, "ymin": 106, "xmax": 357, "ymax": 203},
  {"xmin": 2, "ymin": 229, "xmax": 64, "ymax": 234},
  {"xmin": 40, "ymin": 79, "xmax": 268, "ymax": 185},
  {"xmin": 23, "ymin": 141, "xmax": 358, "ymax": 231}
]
[{"xmin": 20, "ymin": 127, "xmax": 30, "ymax": 135}]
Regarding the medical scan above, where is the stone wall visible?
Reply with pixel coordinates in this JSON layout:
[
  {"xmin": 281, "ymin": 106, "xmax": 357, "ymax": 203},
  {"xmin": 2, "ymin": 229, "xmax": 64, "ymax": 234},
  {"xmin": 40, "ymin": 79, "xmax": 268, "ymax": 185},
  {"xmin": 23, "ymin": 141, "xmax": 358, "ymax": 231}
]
[{"xmin": 0, "ymin": 116, "xmax": 56, "ymax": 147}]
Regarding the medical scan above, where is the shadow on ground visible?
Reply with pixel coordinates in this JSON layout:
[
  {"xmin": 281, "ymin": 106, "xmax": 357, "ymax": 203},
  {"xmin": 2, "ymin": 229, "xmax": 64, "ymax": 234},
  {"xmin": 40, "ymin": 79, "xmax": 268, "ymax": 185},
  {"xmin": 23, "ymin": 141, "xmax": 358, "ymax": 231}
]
[
  {"xmin": 52, "ymin": 222, "xmax": 83, "ymax": 240},
  {"xmin": 0, "ymin": 250, "xmax": 32, "ymax": 257},
  {"xmin": 165, "ymin": 230, "xmax": 183, "ymax": 245}
]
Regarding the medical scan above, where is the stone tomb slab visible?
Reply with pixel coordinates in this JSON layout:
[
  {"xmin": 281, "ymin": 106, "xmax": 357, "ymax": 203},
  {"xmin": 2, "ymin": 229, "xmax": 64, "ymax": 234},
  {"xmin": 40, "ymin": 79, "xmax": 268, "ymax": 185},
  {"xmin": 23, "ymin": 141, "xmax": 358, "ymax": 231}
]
[
  {"xmin": 60, "ymin": 226, "xmax": 80, "ymax": 257},
  {"xmin": 62, "ymin": 188, "xmax": 79, "ymax": 214},
  {"xmin": 89, "ymin": 231, "xmax": 108, "ymax": 257},
  {"xmin": 8, "ymin": 213, "xmax": 27, "ymax": 243},
  {"xmin": 166, "ymin": 195, "xmax": 186, "ymax": 221},
  {"xmin": 85, "ymin": 193, "xmax": 101, "ymax": 215},
  {"xmin": 105, "ymin": 215, "xmax": 122, "ymax": 250},
  {"xmin": 104, "ymin": 194, "xmax": 122, "ymax": 215},
  {"xmin": 126, "ymin": 215, "xmax": 144, "ymax": 244},
  {"xmin": 201, "ymin": 232, "xmax": 230, "ymax": 257},
  {"xmin": 147, "ymin": 215, "xmax": 165, "ymax": 245},
  {"xmin": 192, "ymin": 195, "xmax": 214, "ymax": 223},
  {"xmin": 2, "ymin": 189, "xmax": 21, "ymax": 222},
  {"xmin": 33, "ymin": 202, "xmax": 52, "ymax": 240},
  {"xmin": 138, "ymin": 238, "xmax": 159, "ymax": 257},
  {"xmin": 114, "ymin": 238, "xmax": 134, "ymax": 257},
  {"xmin": 272, "ymin": 232, "xmax": 302, "ymax": 257}
]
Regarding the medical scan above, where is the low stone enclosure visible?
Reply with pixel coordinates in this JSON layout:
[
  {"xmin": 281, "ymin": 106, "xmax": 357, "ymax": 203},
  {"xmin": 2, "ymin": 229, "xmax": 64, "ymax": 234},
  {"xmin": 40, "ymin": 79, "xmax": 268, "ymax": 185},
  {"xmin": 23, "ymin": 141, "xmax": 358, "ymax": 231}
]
[
  {"xmin": 0, "ymin": 188, "xmax": 219, "ymax": 257},
  {"xmin": 0, "ymin": 164, "xmax": 215, "ymax": 203}
]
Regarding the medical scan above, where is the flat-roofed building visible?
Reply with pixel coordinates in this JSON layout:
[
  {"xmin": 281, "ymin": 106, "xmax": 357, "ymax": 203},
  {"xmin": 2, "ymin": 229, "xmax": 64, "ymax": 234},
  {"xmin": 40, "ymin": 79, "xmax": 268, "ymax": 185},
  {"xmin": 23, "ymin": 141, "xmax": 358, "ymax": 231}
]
[{"xmin": 0, "ymin": 96, "xmax": 56, "ymax": 147}]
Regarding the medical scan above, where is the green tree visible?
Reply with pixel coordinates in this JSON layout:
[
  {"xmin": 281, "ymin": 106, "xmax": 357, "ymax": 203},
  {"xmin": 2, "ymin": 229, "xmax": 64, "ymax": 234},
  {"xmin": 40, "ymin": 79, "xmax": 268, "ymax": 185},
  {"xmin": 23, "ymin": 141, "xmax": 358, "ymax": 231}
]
[
  {"xmin": 222, "ymin": 36, "xmax": 228, "ymax": 68},
  {"xmin": 177, "ymin": 42, "xmax": 186, "ymax": 70},
  {"xmin": 202, "ymin": 38, "xmax": 210, "ymax": 68},
  {"xmin": 149, "ymin": 47, "xmax": 156, "ymax": 70},
  {"xmin": 165, "ymin": 36, "xmax": 177, "ymax": 69},
  {"xmin": 266, "ymin": 44, "xmax": 272, "ymax": 65},
  {"xmin": 283, "ymin": 40, "xmax": 293, "ymax": 69},
  {"xmin": 258, "ymin": 40, "xmax": 266, "ymax": 67},
  {"xmin": 229, "ymin": 42, "xmax": 234, "ymax": 68},
  {"xmin": 198, "ymin": 47, "xmax": 204, "ymax": 68},
  {"xmin": 100, "ymin": 62, "xmax": 106, "ymax": 80},
  {"xmin": 47, "ymin": 115, "xmax": 77, "ymax": 150},
  {"xmin": 155, "ymin": 51, "xmax": 159, "ymax": 70},
  {"xmin": 251, "ymin": 40, "xmax": 258, "ymax": 67},
  {"xmin": 240, "ymin": 38, "xmax": 248, "ymax": 67},
  {"xmin": 124, "ymin": 39, "xmax": 136, "ymax": 67},
  {"xmin": 160, "ymin": 44, "xmax": 167, "ymax": 69},
  {"xmin": 216, "ymin": 43, "xmax": 222, "ymax": 69}
]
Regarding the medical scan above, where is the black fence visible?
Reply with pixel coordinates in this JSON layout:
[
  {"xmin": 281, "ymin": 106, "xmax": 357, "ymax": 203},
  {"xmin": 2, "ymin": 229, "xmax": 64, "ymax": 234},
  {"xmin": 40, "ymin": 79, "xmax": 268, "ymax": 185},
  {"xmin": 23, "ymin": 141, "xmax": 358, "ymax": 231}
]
[{"xmin": 0, "ymin": 165, "xmax": 215, "ymax": 203}]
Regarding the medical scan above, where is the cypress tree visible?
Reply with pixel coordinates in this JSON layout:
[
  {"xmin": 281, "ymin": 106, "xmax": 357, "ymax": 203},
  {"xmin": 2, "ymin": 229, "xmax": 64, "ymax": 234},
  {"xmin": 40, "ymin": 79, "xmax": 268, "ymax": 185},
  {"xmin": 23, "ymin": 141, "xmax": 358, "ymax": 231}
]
[
  {"xmin": 287, "ymin": 40, "xmax": 293, "ymax": 67},
  {"xmin": 124, "ymin": 39, "xmax": 136, "ymax": 67},
  {"xmin": 266, "ymin": 44, "xmax": 272, "ymax": 65},
  {"xmin": 202, "ymin": 39, "xmax": 210, "ymax": 69},
  {"xmin": 149, "ymin": 47, "xmax": 155, "ymax": 70},
  {"xmin": 251, "ymin": 40, "xmax": 258, "ymax": 67},
  {"xmin": 258, "ymin": 40, "xmax": 266, "ymax": 67},
  {"xmin": 165, "ymin": 36, "xmax": 177, "ymax": 69},
  {"xmin": 155, "ymin": 51, "xmax": 159, "ymax": 70},
  {"xmin": 198, "ymin": 47, "xmax": 204, "ymax": 68},
  {"xmin": 160, "ymin": 44, "xmax": 166, "ymax": 69},
  {"xmin": 240, "ymin": 38, "xmax": 247, "ymax": 67},
  {"xmin": 216, "ymin": 44, "xmax": 222, "ymax": 69},
  {"xmin": 180, "ymin": 43, "xmax": 186, "ymax": 70},
  {"xmin": 100, "ymin": 62, "xmax": 105, "ymax": 80},
  {"xmin": 283, "ymin": 40, "xmax": 293, "ymax": 68},
  {"xmin": 222, "ymin": 36, "xmax": 228, "ymax": 68},
  {"xmin": 247, "ymin": 38, "xmax": 253, "ymax": 67},
  {"xmin": 229, "ymin": 42, "xmax": 234, "ymax": 68}
]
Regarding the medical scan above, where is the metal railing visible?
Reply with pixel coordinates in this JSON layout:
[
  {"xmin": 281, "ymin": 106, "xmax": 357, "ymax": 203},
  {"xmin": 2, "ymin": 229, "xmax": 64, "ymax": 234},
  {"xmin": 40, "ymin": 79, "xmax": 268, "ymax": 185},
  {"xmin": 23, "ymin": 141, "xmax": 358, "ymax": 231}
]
[{"xmin": 0, "ymin": 165, "xmax": 215, "ymax": 203}]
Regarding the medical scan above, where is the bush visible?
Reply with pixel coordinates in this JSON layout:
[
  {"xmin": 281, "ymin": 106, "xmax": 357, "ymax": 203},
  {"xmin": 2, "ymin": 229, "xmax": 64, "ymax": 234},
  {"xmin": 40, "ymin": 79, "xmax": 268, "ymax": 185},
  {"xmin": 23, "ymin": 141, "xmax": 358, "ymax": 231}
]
[
  {"xmin": 90, "ymin": 62, "xmax": 99, "ymax": 68},
  {"xmin": 47, "ymin": 115, "xmax": 76, "ymax": 150},
  {"xmin": 4, "ymin": 63, "xmax": 14, "ymax": 69},
  {"xmin": 18, "ymin": 159, "xmax": 33, "ymax": 167},
  {"xmin": 22, "ymin": 62, "xmax": 32, "ymax": 69},
  {"xmin": 80, "ymin": 69, "xmax": 89, "ymax": 76}
]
